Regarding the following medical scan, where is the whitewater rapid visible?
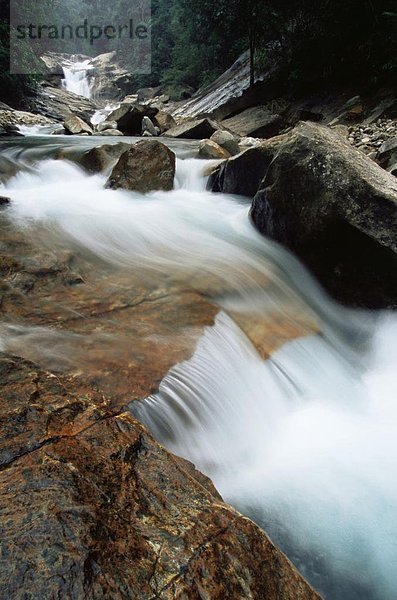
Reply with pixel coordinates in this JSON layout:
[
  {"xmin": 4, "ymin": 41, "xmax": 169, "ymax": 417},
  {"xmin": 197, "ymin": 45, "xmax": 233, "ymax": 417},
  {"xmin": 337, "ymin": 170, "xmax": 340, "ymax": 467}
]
[{"xmin": 1, "ymin": 143, "xmax": 396, "ymax": 599}]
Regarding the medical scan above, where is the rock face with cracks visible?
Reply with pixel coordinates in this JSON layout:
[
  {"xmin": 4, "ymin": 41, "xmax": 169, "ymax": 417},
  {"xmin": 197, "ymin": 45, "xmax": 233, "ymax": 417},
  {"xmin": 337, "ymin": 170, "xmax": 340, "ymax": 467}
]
[
  {"xmin": 251, "ymin": 122, "xmax": 397, "ymax": 308},
  {"xmin": 0, "ymin": 353, "xmax": 321, "ymax": 600}
]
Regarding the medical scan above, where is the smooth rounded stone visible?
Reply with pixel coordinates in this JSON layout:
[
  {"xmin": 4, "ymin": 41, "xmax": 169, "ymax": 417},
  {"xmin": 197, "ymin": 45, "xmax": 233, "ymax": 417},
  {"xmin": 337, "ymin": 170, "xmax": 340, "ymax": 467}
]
[
  {"xmin": 210, "ymin": 130, "xmax": 240, "ymax": 155},
  {"xmin": 251, "ymin": 122, "xmax": 397, "ymax": 308},
  {"xmin": 106, "ymin": 140, "xmax": 176, "ymax": 193},
  {"xmin": 100, "ymin": 129, "xmax": 124, "ymax": 136},
  {"xmin": 63, "ymin": 115, "xmax": 93, "ymax": 135},
  {"xmin": 198, "ymin": 139, "xmax": 231, "ymax": 160},
  {"xmin": 0, "ymin": 196, "xmax": 11, "ymax": 206},
  {"xmin": 97, "ymin": 121, "xmax": 118, "ymax": 132},
  {"xmin": 79, "ymin": 143, "xmax": 131, "ymax": 174},
  {"xmin": 142, "ymin": 116, "xmax": 158, "ymax": 136}
]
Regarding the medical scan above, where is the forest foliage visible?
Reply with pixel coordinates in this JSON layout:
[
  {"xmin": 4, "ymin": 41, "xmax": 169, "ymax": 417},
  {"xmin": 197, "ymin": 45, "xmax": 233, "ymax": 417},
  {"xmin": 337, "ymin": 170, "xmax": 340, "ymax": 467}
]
[{"xmin": 0, "ymin": 0, "xmax": 396, "ymax": 106}]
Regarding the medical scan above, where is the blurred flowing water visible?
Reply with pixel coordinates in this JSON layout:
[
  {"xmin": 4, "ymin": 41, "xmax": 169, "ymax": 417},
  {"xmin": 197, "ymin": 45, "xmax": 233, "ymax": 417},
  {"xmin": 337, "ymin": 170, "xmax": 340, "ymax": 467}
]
[{"xmin": 1, "ymin": 135, "xmax": 396, "ymax": 599}]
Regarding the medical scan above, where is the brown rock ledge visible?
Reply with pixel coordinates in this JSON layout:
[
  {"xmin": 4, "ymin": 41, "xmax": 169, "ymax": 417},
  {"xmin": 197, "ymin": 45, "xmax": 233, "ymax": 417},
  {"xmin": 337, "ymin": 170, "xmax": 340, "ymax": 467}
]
[{"xmin": 0, "ymin": 354, "xmax": 321, "ymax": 599}]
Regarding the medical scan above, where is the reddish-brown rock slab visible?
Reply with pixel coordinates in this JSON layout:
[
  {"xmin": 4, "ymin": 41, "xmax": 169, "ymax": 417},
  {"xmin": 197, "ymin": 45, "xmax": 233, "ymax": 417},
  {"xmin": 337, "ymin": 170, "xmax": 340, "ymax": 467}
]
[{"xmin": 0, "ymin": 355, "xmax": 321, "ymax": 600}]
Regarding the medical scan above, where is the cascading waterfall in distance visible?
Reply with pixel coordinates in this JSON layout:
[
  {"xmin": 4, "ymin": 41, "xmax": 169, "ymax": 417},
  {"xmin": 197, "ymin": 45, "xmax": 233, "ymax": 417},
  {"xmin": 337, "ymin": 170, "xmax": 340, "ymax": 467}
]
[
  {"xmin": 62, "ymin": 58, "xmax": 94, "ymax": 98},
  {"xmin": 1, "ymin": 139, "xmax": 396, "ymax": 600}
]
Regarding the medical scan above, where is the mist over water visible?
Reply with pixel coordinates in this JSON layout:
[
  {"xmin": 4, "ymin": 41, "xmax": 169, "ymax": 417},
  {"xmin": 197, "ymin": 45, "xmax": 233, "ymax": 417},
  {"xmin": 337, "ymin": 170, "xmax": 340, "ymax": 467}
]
[{"xmin": 1, "ymin": 146, "xmax": 397, "ymax": 599}]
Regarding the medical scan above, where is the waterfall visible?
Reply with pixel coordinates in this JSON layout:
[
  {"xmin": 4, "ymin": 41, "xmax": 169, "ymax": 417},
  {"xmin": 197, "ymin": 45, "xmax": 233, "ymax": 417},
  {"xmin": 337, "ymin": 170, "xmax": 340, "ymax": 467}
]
[
  {"xmin": 1, "ymin": 146, "xmax": 396, "ymax": 600},
  {"xmin": 62, "ymin": 59, "xmax": 94, "ymax": 99}
]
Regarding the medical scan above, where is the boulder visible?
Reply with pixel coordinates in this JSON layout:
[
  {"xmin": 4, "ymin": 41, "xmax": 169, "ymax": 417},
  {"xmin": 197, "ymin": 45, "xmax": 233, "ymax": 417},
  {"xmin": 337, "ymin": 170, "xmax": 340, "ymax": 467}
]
[
  {"xmin": 0, "ymin": 354, "xmax": 320, "ymax": 600},
  {"xmin": 78, "ymin": 143, "xmax": 131, "ymax": 174},
  {"xmin": 142, "ymin": 116, "xmax": 158, "ymax": 136},
  {"xmin": 108, "ymin": 103, "xmax": 159, "ymax": 136},
  {"xmin": 96, "ymin": 121, "xmax": 118, "ymax": 132},
  {"xmin": 0, "ymin": 196, "xmax": 11, "ymax": 206},
  {"xmin": 208, "ymin": 135, "xmax": 287, "ymax": 197},
  {"xmin": 250, "ymin": 122, "xmax": 397, "ymax": 308},
  {"xmin": 107, "ymin": 140, "xmax": 176, "ymax": 193},
  {"xmin": 222, "ymin": 106, "xmax": 284, "ymax": 139},
  {"xmin": 99, "ymin": 129, "xmax": 124, "ymax": 136},
  {"xmin": 154, "ymin": 111, "xmax": 177, "ymax": 134},
  {"xmin": 63, "ymin": 115, "xmax": 93, "ymax": 135},
  {"xmin": 210, "ymin": 129, "xmax": 241, "ymax": 155},
  {"xmin": 163, "ymin": 118, "xmax": 220, "ymax": 139},
  {"xmin": 198, "ymin": 139, "xmax": 231, "ymax": 159}
]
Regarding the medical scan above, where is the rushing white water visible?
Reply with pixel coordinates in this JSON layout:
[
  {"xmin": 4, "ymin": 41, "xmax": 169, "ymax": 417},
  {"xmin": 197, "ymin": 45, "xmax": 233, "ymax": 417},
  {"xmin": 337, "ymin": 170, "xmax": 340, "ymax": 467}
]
[
  {"xmin": 62, "ymin": 59, "xmax": 94, "ymax": 98},
  {"xmin": 1, "ymin": 146, "xmax": 396, "ymax": 599}
]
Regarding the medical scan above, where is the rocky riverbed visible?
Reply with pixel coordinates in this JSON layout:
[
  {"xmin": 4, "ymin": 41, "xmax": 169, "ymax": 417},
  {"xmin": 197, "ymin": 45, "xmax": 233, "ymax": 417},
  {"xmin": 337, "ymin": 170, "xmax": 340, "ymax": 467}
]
[{"xmin": 0, "ymin": 50, "xmax": 396, "ymax": 600}]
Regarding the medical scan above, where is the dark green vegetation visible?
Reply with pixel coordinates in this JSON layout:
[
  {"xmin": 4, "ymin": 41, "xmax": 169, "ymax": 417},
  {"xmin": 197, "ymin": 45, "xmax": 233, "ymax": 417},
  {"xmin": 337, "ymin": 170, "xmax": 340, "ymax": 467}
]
[
  {"xmin": 0, "ymin": 0, "xmax": 396, "ymax": 105},
  {"xmin": 141, "ymin": 0, "xmax": 397, "ymax": 94}
]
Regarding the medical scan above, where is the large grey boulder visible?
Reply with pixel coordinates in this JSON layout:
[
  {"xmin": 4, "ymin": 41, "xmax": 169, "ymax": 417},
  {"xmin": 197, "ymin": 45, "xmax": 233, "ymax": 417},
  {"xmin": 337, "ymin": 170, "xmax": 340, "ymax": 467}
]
[
  {"xmin": 163, "ymin": 118, "xmax": 220, "ymax": 140},
  {"xmin": 79, "ymin": 143, "xmax": 131, "ymax": 174},
  {"xmin": 222, "ymin": 106, "xmax": 284, "ymax": 139},
  {"xmin": 250, "ymin": 122, "xmax": 397, "ymax": 308},
  {"xmin": 210, "ymin": 130, "xmax": 240, "ymax": 156},
  {"xmin": 208, "ymin": 136, "xmax": 287, "ymax": 197},
  {"xmin": 63, "ymin": 115, "xmax": 93, "ymax": 135},
  {"xmin": 106, "ymin": 140, "xmax": 176, "ymax": 193}
]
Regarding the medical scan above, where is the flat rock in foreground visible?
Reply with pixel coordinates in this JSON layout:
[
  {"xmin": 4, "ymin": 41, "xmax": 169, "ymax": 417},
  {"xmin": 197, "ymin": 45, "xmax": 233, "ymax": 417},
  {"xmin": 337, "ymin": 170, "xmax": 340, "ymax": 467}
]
[
  {"xmin": 0, "ymin": 353, "xmax": 320, "ymax": 600},
  {"xmin": 106, "ymin": 140, "xmax": 176, "ymax": 193},
  {"xmin": 251, "ymin": 121, "xmax": 397, "ymax": 308}
]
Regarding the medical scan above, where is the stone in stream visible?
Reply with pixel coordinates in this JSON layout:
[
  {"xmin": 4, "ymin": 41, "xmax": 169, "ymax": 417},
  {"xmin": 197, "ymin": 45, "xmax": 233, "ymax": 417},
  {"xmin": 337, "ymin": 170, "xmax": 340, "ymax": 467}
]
[
  {"xmin": 0, "ymin": 196, "xmax": 11, "ymax": 206},
  {"xmin": 98, "ymin": 129, "xmax": 124, "ymax": 136},
  {"xmin": 163, "ymin": 117, "xmax": 220, "ymax": 139},
  {"xmin": 79, "ymin": 143, "xmax": 131, "ymax": 174},
  {"xmin": 106, "ymin": 140, "xmax": 176, "ymax": 193},
  {"xmin": 208, "ymin": 135, "xmax": 287, "ymax": 197},
  {"xmin": 210, "ymin": 129, "xmax": 241, "ymax": 156},
  {"xmin": 96, "ymin": 120, "xmax": 118, "ymax": 132},
  {"xmin": 64, "ymin": 114, "xmax": 93, "ymax": 135},
  {"xmin": 250, "ymin": 121, "xmax": 397, "ymax": 308},
  {"xmin": 198, "ymin": 139, "xmax": 231, "ymax": 159}
]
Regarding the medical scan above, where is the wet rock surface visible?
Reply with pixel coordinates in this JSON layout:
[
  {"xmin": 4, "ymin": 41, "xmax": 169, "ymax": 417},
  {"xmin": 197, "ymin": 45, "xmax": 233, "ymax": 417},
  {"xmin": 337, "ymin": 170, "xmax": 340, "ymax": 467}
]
[
  {"xmin": 0, "ymin": 208, "xmax": 320, "ymax": 599},
  {"xmin": 0, "ymin": 355, "xmax": 320, "ymax": 600},
  {"xmin": 163, "ymin": 118, "xmax": 220, "ymax": 140},
  {"xmin": 250, "ymin": 122, "xmax": 397, "ymax": 308},
  {"xmin": 106, "ymin": 140, "xmax": 176, "ymax": 193}
]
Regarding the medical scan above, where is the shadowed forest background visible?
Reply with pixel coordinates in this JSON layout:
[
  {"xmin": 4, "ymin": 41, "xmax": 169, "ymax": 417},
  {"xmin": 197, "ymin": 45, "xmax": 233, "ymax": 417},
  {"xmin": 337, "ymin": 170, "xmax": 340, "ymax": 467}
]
[{"xmin": 0, "ymin": 0, "xmax": 396, "ymax": 106}]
